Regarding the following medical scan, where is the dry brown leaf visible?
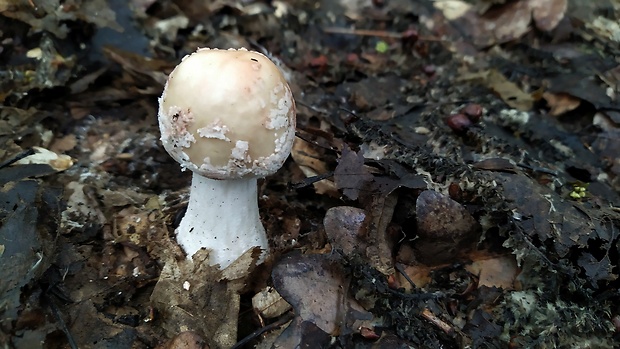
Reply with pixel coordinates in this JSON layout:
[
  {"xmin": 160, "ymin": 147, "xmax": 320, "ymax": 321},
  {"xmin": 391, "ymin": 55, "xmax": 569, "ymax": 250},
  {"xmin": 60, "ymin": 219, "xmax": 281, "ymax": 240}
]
[
  {"xmin": 103, "ymin": 46, "xmax": 171, "ymax": 88},
  {"xmin": 365, "ymin": 192, "xmax": 398, "ymax": 276},
  {"xmin": 465, "ymin": 254, "xmax": 519, "ymax": 289},
  {"xmin": 155, "ymin": 331, "xmax": 208, "ymax": 349},
  {"xmin": 483, "ymin": 1, "xmax": 532, "ymax": 44},
  {"xmin": 291, "ymin": 138, "xmax": 330, "ymax": 174},
  {"xmin": 252, "ymin": 286, "xmax": 292, "ymax": 319},
  {"xmin": 13, "ymin": 146, "xmax": 73, "ymax": 172},
  {"xmin": 461, "ymin": 69, "xmax": 533, "ymax": 111},
  {"xmin": 530, "ymin": 0, "xmax": 567, "ymax": 32},
  {"xmin": 290, "ymin": 138, "xmax": 337, "ymax": 196},
  {"xmin": 397, "ymin": 264, "xmax": 432, "ymax": 290},
  {"xmin": 436, "ymin": 0, "xmax": 567, "ymax": 47},
  {"xmin": 543, "ymin": 91, "xmax": 581, "ymax": 116},
  {"xmin": 50, "ymin": 134, "xmax": 78, "ymax": 153},
  {"xmin": 150, "ymin": 249, "xmax": 247, "ymax": 349},
  {"xmin": 487, "ymin": 69, "xmax": 534, "ymax": 110}
]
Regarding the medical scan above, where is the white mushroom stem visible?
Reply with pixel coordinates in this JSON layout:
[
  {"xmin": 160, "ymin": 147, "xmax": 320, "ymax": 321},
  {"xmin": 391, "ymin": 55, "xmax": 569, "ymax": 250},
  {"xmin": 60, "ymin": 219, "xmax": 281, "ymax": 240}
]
[{"xmin": 176, "ymin": 172, "xmax": 268, "ymax": 268}]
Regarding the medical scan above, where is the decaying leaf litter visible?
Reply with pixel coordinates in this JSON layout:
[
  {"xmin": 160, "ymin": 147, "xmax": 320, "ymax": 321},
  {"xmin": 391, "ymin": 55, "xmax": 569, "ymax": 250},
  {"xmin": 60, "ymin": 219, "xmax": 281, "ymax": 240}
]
[{"xmin": 1, "ymin": 0, "xmax": 619, "ymax": 348}]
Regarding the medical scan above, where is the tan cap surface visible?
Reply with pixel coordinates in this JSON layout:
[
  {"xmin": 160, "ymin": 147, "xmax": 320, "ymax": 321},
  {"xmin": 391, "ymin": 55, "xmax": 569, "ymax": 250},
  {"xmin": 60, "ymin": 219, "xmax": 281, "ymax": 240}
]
[{"xmin": 159, "ymin": 48, "xmax": 296, "ymax": 179}]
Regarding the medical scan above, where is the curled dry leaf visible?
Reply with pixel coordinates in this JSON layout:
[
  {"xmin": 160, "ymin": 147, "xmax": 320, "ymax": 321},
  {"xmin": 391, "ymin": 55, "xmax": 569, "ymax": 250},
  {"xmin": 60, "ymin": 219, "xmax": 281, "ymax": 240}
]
[
  {"xmin": 252, "ymin": 286, "xmax": 292, "ymax": 319},
  {"xmin": 364, "ymin": 192, "xmax": 398, "ymax": 276},
  {"xmin": 543, "ymin": 92, "xmax": 581, "ymax": 116},
  {"xmin": 290, "ymin": 137, "xmax": 338, "ymax": 196},
  {"xmin": 13, "ymin": 146, "xmax": 73, "ymax": 172}
]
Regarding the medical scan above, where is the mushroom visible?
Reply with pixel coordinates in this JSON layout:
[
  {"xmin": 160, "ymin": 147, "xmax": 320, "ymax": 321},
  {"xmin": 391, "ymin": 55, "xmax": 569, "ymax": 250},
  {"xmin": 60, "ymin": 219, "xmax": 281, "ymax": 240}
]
[{"xmin": 158, "ymin": 47, "xmax": 296, "ymax": 268}]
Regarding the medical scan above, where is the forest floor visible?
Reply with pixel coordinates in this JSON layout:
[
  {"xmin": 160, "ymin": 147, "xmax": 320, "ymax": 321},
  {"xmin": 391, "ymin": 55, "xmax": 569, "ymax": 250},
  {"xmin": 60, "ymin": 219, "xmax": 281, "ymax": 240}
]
[{"xmin": 1, "ymin": 0, "xmax": 620, "ymax": 348}]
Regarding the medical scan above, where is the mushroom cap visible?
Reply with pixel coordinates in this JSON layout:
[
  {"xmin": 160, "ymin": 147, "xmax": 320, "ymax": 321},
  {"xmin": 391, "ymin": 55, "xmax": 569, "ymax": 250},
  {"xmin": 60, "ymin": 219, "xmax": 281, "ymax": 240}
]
[{"xmin": 158, "ymin": 47, "xmax": 296, "ymax": 179}]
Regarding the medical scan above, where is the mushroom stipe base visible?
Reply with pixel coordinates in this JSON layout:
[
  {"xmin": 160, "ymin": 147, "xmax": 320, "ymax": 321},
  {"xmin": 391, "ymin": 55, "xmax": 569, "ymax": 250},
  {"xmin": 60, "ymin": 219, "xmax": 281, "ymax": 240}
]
[{"xmin": 176, "ymin": 173, "xmax": 268, "ymax": 268}]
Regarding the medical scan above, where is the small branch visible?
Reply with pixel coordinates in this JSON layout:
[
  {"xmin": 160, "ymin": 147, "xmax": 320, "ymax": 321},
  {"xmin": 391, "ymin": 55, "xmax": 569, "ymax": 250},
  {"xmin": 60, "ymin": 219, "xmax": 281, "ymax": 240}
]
[{"xmin": 322, "ymin": 27, "xmax": 445, "ymax": 42}]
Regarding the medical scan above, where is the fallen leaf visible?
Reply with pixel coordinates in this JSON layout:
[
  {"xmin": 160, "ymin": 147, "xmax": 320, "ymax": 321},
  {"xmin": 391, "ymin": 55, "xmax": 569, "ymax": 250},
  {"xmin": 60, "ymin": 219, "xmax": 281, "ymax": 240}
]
[
  {"xmin": 414, "ymin": 190, "xmax": 480, "ymax": 265},
  {"xmin": 334, "ymin": 145, "xmax": 373, "ymax": 200},
  {"xmin": 543, "ymin": 91, "xmax": 581, "ymax": 116},
  {"xmin": 465, "ymin": 254, "xmax": 519, "ymax": 289},
  {"xmin": 323, "ymin": 206, "xmax": 369, "ymax": 257},
  {"xmin": 290, "ymin": 138, "xmax": 338, "ymax": 196},
  {"xmin": 473, "ymin": 158, "xmax": 518, "ymax": 173},
  {"xmin": 156, "ymin": 331, "xmax": 208, "ymax": 349},
  {"xmin": 485, "ymin": 70, "xmax": 534, "ymax": 111},
  {"xmin": 577, "ymin": 252, "xmax": 618, "ymax": 288},
  {"xmin": 252, "ymin": 286, "xmax": 292, "ymax": 319},
  {"xmin": 396, "ymin": 263, "xmax": 432, "ymax": 289},
  {"xmin": 530, "ymin": 0, "xmax": 567, "ymax": 32},
  {"xmin": 436, "ymin": 0, "xmax": 568, "ymax": 47},
  {"xmin": 150, "ymin": 249, "xmax": 253, "ymax": 349},
  {"xmin": 272, "ymin": 253, "xmax": 373, "ymax": 336}
]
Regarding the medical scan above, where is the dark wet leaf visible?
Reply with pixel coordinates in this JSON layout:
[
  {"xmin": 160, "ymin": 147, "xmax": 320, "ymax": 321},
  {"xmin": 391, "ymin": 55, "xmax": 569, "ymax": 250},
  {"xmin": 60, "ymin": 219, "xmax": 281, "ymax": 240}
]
[
  {"xmin": 473, "ymin": 158, "xmax": 517, "ymax": 173},
  {"xmin": 272, "ymin": 253, "xmax": 373, "ymax": 337},
  {"xmin": 547, "ymin": 73, "xmax": 620, "ymax": 112},
  {"xmin": 334, "ymin": 145, "xmax": 373, "ymax": 200},
  {"xmin": 497, "ymin": 173, "xmax": 595, "ymax": 258},
  {"xmin": 0, "ymin": 182, "xmax": 42, "ymax": 319},
  {"xmin": 61, "ymin": 300, "xmax": 138, "ymax": 348},
  {"xmin": 0, "ymin": 35, "xmax": 77, "ymax": 102},
  {"xmin": 0, "ymin": 0, "xmax": 122, "ymax": 38},
  {"xmin": 0, "ymin": 163, "xmax": 59, "ymax": 183},
  {"xmin": 414, "ymin": 190, "xmax": 480, "ymax": 265},
  {"xmin": 463, "ymin": 309, "xmax": 502, "ymax": 348},
  {"xmin": 271, "ymin": 317, "xmax": 332, "ymax": 349},
  {"xmin": 0, "ymin": 178, "xmax": 60, "ymax": 331},
  {"xmin": 577, "ymin": 253, "xmax": 617, "ymax": 287},
  {"xmin": 371, "ymin": 160, "xmax": 427, "ymax": 195},
  {"xmin": 323, "ymin": 206, "xmax": 369, "ymax": 256}
]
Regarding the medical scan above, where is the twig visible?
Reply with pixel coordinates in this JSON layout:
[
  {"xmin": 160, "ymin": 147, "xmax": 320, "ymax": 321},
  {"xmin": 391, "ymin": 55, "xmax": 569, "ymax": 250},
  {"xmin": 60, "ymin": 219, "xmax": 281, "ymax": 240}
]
[
  {"xmin": 44, "ymin": 293, "xmax": 78, "ymax": 349},
  {"xmin": 0, "ymin": 148, "xmax": 35, "ymax": 169},
  {"xmin": 394, "ymin": 263, "xmax": 416, "ymax": 289},
  {"xmin": 323, "ymin": 27, "xmax": 404, "ymax": 39},
  {"xmin": 231, "ymin": 312, "xmax": 295, "ymax": 349},
  {"xmin": 516, "ymin": 162, "xmax": 559, "ymax": 176},
  {"xmin": 291, "ymin": 171, "xmax": 334, "ymax": 189},
  {"xmin": 322, "ymin": 27, "xmax": 446, "ymax": 42},
  {"xmin": 421, "ymin": 308, "xmax": 455, "ymax": 336}
]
